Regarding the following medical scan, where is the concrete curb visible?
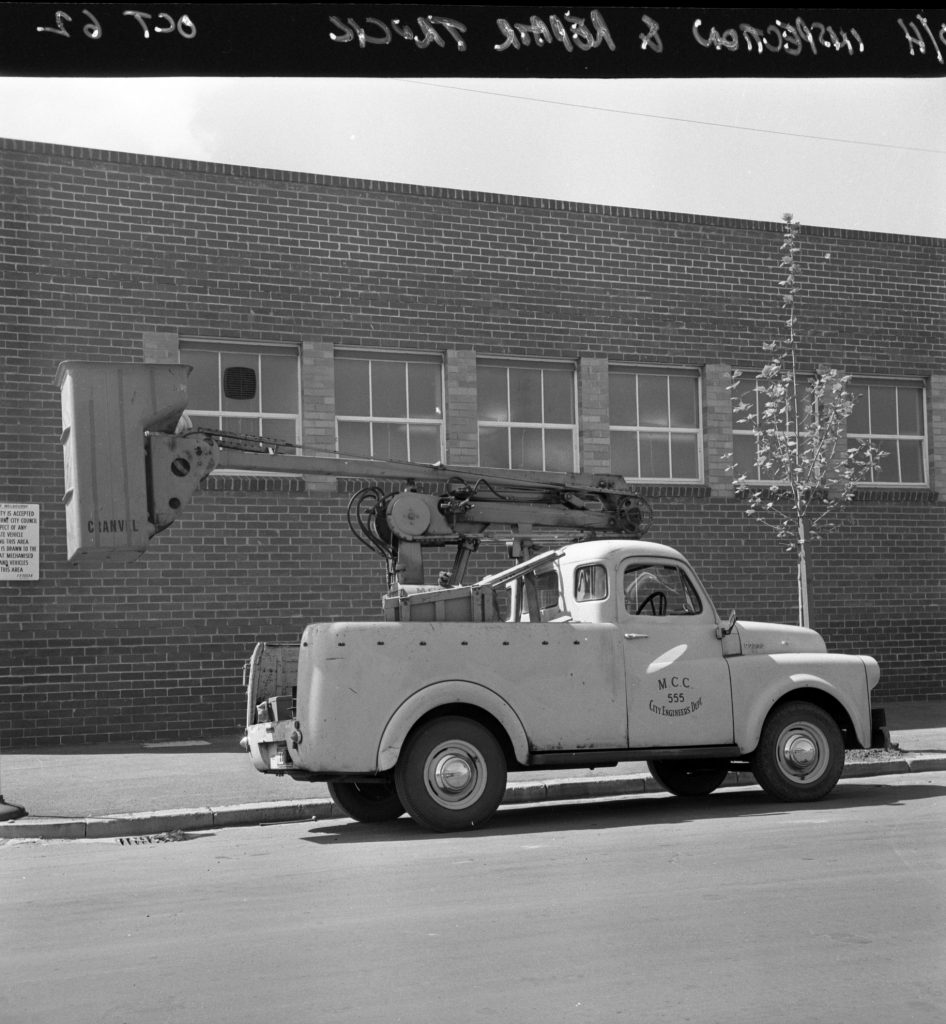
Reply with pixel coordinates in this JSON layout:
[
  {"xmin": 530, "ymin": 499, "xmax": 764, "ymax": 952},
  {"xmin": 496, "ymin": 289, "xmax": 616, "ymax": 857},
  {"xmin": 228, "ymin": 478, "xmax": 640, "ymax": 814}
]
[{"xmin": 3, "ymin": 755, "xmax": 944, "ymax": 840}]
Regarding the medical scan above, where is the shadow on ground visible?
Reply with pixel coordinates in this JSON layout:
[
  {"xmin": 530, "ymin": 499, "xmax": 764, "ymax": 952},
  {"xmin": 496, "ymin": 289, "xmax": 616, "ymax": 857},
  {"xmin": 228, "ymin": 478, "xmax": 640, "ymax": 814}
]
[{"xmin": 300, "ymin": 778, "xmax": 946, "ymax": 845}]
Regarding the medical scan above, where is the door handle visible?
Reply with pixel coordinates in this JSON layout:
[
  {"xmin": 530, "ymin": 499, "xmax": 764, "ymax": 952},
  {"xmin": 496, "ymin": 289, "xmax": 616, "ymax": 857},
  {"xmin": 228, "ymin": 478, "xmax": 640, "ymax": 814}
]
[{"xmin": 624, "ymin": 633, "xmax": 649, "ymax": 639}]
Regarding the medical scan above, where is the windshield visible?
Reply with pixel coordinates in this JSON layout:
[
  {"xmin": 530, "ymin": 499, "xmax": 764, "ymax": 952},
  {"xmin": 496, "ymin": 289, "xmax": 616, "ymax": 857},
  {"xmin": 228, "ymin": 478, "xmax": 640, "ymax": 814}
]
[{"xmin": 623, "ymin": 563, "xmax": 702, "ymax": 616}]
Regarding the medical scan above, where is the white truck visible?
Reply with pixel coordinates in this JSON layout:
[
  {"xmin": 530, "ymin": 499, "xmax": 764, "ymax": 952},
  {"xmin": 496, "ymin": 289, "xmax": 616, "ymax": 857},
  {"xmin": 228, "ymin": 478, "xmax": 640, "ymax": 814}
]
[{"xmin": 57, "ymin": 361, "xmax": 886, "ymax": 831}]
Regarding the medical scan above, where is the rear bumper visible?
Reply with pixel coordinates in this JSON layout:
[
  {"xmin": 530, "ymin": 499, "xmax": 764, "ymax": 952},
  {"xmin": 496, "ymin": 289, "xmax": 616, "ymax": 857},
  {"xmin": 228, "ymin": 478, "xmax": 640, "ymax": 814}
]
[{"xmin": 244, "ymin": 720, "xmax": 297, "ymax": 774}]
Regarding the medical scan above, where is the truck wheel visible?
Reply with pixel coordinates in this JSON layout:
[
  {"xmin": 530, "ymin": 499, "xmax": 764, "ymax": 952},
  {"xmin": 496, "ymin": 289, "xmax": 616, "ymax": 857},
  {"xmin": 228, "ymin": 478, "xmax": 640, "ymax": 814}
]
[
  {"xmin": 647, "ymin": 759, "xmax": 730, "ymax": 798},
  {"xmin": 327, "ymin": 780, "xmax": 404, "ymax": 823},
  {"xmin": 395, "ymin": 717, "xmax": 507, "ymax": 832},
  {"xmin": 751, "ymin": 701, "xmax": 844, "ymax": 802}
]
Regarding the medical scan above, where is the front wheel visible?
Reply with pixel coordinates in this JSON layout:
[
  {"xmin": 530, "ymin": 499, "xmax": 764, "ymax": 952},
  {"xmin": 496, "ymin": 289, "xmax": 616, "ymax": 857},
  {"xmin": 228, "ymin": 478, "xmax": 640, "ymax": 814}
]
[
  {"xmin": 647, "ymin": 759, "xmax": 730, "ymax": 798},
  {"xmin": 751, "ymin": 701, "xmax": 844, "ymax": 802},
  {"xmin": 327, "ymin": 779, "xmax": 405, "ymax": 823},
  {"xmin": 395, "ymin": 716, "xmax": 507, "ymax": 832}
]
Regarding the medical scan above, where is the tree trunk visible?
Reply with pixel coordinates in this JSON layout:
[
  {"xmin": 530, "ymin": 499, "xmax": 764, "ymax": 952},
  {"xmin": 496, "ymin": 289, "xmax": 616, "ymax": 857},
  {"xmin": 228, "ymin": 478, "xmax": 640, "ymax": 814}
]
[{"xmin": 796, "ymin": 518, "xmax": 810, "ymax": 629}]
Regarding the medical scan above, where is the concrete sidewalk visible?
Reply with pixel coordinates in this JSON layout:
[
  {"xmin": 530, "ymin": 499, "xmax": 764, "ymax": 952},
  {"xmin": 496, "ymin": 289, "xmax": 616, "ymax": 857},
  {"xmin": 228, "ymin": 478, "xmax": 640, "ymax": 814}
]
[{"xmin": 2, "ymin": 700, "xmax": 945, "ymax": 840}]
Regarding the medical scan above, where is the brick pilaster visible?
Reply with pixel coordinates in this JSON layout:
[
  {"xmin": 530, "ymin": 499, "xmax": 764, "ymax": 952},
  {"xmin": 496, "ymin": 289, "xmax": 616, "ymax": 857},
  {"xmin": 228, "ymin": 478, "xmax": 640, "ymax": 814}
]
[
  {"xmin": 142, "ymin": 330, "xmax": 179, "ymax": 363},
  {"xmin": 579, "ymin": 357, "xmax": 611, "ymax": 475},
  {"xmin": 445, "ymin": 348, "xmax": 479, "ymax": 466},
  {"xmin": 704, "ymin": 362, "xmax": 734, "ymax": 495},
  {"xmin": 930, "ymin": 373, "xmax": 946, "ymax": 497}
]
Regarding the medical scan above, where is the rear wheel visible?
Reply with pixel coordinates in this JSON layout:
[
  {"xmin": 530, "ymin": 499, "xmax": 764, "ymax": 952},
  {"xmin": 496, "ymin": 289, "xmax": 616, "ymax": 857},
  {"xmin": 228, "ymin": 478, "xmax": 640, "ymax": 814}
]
[
  {"xmin": 751, "ymin": 701, "xmax": 844, "ymax": 802},
  {"xmin": 395, "ymin": 716, "xmax": 507, "ymax": 832},
  {"xmin": 647, "ymin": 759, "xmax": 730, "ymax": 798},
  {"xmin": 327, "ymin": 779, "xmax": 404, "ymax": 823}
]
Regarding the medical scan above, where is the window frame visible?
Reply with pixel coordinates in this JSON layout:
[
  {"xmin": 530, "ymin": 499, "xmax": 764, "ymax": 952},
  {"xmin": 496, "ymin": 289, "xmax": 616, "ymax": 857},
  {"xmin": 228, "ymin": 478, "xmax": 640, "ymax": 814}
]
[
  {"xmin": 730, "ymin": 368, "xmax": 838, "ymax": 486},
  {"xmin": 333, "ymin": 349, "xmax": 446, "ymax": 465},
  {"xmin": 475, "ymin": 357, "xmax": 579, "ymax": 473},
  {"xmin": 609, "ymin": 366, "xmax": 704, "ymax": 484},
  {"xmin": 730, "ymin": 371, "xmax": 787, "ymax": 485},
  {"xmin": 846, "ymin": 376, "xmax": 928, "ymax": 487},
  {"xmin": 178, "ymin": 339, "xmax": 302, "ymax": 447}
]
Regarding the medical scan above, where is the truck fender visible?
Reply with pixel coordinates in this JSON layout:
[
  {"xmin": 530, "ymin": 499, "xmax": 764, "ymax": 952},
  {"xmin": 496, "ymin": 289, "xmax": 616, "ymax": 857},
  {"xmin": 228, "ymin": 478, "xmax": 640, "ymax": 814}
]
[
  {"xmin": 376, "ymin": 680, "xmax": 530, "ymax": 772},
  {"xmin": 733, "ymin": 667, "xmax": 872, "ymax": 753}
]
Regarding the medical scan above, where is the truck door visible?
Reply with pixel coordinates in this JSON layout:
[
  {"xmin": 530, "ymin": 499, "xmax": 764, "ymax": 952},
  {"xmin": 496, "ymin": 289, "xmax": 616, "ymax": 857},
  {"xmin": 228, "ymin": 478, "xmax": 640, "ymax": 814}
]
[{"xmin": 620, "ymin": 560, "xmax": 734, "ymax": 748}]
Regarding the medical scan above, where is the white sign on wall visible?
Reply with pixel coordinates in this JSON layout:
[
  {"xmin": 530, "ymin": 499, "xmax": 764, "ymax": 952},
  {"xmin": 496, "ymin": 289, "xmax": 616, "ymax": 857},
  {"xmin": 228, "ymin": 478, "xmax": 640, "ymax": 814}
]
[{"xmin": 0, "ymin": 504, "xmax": 40, "ymax": 581}]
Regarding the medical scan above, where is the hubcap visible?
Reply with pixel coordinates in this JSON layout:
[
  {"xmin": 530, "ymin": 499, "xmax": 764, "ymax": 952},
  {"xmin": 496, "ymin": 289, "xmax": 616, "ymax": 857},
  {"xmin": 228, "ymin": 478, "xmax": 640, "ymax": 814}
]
[
  {"xmin": 435, "ymin": 755, "xmax": 473, "ymax": 792},
  {"xmin": 784, "ymin": 736, "xmax": 817, "ymax": 770},
  {"xmin": 776, "ymin": 723, "xmax": 829, "ymax": 783},
  {"xmin": 423, "ymin": 740, "xmax": 486, "ymax": 810}
]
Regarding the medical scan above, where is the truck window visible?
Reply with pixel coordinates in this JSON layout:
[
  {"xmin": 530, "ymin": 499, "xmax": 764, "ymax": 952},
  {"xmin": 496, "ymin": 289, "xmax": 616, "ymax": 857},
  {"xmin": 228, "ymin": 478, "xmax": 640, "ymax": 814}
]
[
  {"xmin": 506, "ymin": 567, "xmax": 565, "ymax": 622},
  {"xmin": 624, "ymin": 564, "xmax": 702, "ymax": 616},
  {"xmin": 575, "ymin": 564, "xmax": 608, "ymax": 602},
  {"xmin": 535, "ymin": 569, "xmax": 561, "ymax": 613}
]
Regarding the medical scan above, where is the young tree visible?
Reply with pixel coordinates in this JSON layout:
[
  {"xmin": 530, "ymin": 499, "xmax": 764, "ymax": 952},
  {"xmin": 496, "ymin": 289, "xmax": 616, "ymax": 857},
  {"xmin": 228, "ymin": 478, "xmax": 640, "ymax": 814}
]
[{"xmin": 726, "ymin": 214, "xmax": 884, "ymax": 629}]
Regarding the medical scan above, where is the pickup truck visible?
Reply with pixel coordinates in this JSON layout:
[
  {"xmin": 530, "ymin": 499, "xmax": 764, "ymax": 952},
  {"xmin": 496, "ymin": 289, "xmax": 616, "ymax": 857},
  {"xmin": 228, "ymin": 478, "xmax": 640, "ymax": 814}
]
[
  {"xmin": 53, "ymin": 362, "xmax": 885, "ymax": 833},
  {"xmin": 244, "ymin": 538, "xmax": 884, "ymax": 831}
]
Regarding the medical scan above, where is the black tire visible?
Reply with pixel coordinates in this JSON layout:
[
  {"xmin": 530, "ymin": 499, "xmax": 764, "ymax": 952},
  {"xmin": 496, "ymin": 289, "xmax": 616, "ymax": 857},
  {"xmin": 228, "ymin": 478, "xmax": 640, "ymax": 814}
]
[
  {"xmin": 751, "ymin": 701, "xmax": 844, "ymax": 802},
  {"xmin": 327, "ymin": 779, "xmax": 405, "ymax": 823},
  {"xmin": 395, "ymin": 716, "xmax": 507, "ymax": 832},
  {"xmin": 647, "ymin": 759, "xmax": 730, "ymax": 798}
]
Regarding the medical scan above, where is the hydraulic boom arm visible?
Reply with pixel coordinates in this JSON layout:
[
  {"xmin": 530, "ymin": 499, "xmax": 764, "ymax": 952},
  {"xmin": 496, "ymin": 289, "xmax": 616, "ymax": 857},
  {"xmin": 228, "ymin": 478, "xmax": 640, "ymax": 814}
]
[{"xmin": 56, "ymin": 361, "xmax": 652, "ymax": 584}]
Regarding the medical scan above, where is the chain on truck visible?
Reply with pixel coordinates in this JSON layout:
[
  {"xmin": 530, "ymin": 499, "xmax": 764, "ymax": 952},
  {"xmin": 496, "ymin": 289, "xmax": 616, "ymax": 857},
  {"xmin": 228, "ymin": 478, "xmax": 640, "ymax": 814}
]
[{"xmin": 55, "ymin": 361, "xmax": 888, "ymax": 832}]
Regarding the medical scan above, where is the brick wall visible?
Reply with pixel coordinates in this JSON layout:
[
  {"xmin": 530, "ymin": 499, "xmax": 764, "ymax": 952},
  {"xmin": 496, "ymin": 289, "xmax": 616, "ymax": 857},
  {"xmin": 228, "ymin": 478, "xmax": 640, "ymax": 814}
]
[{"xmin": 1, "ymin": 138, "xmax": 944, "ymax": 746}]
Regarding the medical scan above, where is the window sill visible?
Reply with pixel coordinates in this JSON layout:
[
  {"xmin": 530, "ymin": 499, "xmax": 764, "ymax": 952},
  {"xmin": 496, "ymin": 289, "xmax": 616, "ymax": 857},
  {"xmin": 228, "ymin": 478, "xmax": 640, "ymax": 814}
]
[
  {"xmin": 201, "ymin": 472, "xmax": 308, "ymax": 494},
  {"xmin": 728, "ymin": 484, "xmax": 939, "ymax": 504},
  {"xmin": 852, "ymin": 487, "xmax": 939, "ymax": 503},
  {"xmin": 635, "ymin": 483, "xmax": 711, "ymax": 499}
]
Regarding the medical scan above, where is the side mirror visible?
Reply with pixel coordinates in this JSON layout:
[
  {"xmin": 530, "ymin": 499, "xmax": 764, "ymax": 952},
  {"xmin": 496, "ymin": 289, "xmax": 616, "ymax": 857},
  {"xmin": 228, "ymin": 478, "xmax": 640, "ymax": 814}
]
[{"xmin": 717, "ymin": 609, "xmax": 738, "ymax": 639}]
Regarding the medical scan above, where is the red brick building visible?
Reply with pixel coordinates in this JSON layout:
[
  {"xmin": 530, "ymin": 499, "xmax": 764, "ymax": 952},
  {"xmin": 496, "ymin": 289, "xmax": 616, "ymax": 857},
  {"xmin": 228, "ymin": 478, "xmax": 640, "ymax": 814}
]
[{"xmin": 2, "ymin": 137, "xmax": 944, "ymax": 746}]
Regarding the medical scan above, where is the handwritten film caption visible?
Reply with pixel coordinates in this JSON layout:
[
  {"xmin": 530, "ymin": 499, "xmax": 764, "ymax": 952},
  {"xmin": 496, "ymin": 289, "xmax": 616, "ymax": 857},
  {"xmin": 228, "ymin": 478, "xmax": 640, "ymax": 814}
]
[
  {"xmin": 328, "ymin": 11, "xmax": 944, "ymax": 62},
  {"xmin": 32, "ymin": 9, "xmax": 946, "ymax": 64}
]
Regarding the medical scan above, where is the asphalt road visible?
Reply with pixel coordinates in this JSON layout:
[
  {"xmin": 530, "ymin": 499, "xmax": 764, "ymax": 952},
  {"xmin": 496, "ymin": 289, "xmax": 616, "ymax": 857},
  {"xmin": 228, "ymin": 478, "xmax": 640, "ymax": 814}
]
[{"xmin": 3, "ymin": 774, "xmax": 944, "ymax": 1024}]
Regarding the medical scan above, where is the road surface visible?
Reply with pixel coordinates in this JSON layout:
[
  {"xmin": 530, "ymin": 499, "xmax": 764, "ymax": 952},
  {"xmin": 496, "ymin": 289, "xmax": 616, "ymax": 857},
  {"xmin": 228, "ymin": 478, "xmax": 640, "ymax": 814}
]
[{"xmin": 2, "ymin": 774, "xmax": 944, "ymax": 1023}]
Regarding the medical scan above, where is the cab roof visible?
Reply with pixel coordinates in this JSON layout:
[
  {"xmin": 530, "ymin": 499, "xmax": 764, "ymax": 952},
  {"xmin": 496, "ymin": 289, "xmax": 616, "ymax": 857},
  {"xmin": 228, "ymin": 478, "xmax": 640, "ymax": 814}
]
[{"xmin": 557, "ymin": 538, "xmax": 689, "ymax": 566}]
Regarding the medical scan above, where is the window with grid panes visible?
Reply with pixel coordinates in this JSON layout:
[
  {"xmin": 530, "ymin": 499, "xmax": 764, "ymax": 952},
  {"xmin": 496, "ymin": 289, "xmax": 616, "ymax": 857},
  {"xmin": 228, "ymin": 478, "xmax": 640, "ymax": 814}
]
[
  {"xmin": 731, "ymin": 370, "xmax": 837, "ymax": 484},
  {"xmin": 476, "ymin": 361, "xmax": 577, "ymax": 472},
  {"xmin": 730, "ymin": 373, "xmax": 779, "ymax": 482},
  {"xmin": 334, "ymin": 352, "xmax": 444, "ymax": 464},
  {"xmin": 847, "ymin": 379, "xmax": 927, "ymax": 485},
  {"xmin": 609, "ymin": 368, "xmax": 702, "ymax": 481},
  {"xmin": 179, "ymin": 341, "xmax": 300, "ymax": 447}
]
